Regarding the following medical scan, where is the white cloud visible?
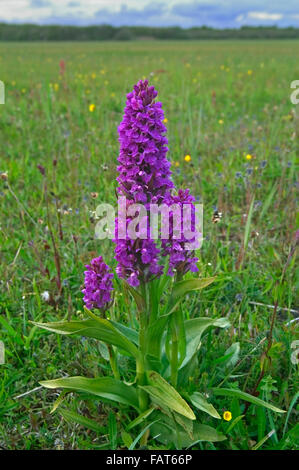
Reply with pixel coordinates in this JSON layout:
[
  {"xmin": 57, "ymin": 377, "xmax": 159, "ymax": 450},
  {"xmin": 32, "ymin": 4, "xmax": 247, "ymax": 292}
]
[
  {"xmin": 0, "ymin": 1, "xmax": 297, "ymax": 27},
  {"xmin": 247, "ymin": 11, "xmax": 283, "ymax": 21},
  {"xmin": 0, "ymin": 0, "xmax": 165, "ymax": 22}
]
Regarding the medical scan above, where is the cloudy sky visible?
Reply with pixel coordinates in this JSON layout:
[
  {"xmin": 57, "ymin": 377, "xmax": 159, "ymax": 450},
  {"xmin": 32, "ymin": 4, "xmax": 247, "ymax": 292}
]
[{"xmin": 1, "ymin": 0, "xmax": 299, "ymax": 28}]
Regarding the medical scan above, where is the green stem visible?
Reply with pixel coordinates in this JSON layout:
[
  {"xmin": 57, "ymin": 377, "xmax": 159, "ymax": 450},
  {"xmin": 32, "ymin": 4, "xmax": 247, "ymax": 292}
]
[
  {"xmin": 108, "ymin": 345, "xmax": 120, "ymax": 380},
  {"xmin": 170, "ymin": 315, "xmax": 179, "ymax": 388},
  {"xmin": 136, "ymin": 325, "xmax": 148, "ymax": 411},
  {"xmin": 136, "ymin": 354, "xmax": 148, "ymax": 412},
  {"xmin": 136, "ymin": 284, "xmax": 149, "ymax": 412}
]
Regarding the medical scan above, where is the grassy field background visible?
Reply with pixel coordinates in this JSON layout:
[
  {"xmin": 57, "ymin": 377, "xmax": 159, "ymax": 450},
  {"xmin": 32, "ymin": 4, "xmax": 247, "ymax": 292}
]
[{"xmin": 0, "ymin": 40, "xmax": 298, "ymax": 449}]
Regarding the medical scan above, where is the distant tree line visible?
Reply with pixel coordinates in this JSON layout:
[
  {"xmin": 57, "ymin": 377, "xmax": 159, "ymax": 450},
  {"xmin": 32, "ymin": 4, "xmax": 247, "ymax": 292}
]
[{"xmin": 0, "ymin": 23, "xmax": 299, "ymax": 41}]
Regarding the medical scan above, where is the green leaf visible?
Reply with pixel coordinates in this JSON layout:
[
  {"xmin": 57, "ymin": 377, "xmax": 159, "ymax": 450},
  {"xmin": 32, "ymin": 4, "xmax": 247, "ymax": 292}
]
[
  {"xmin": 59, "ymin": 407, "xmax": 105, "ymax": 434},
  {"xmin": 186, "ymin": 423, "xmax": 227, "ymax": 447},
  {"xmin": 223, "ymin": 342, "xmax": 240, "ymax": 369},
  {"xmin": 140, "ymin": 371, "xmax": 196, "ymax": 420},
  {"xmin": 189, "ymin": 392, "xmax": 221, "ymax": 419},
  {"xmin": 252, "ymin": 429, "xmax": 275, "ymax": 450},
  {"xmin": 259, "ymin": 183, "xmax": 277, "ymax": 222},
  {"xmin": 181, "ymin": 317, "xmax": 230, "ymax": 369},
  {"xmin": 110, "ymin": 321, "xmax": 139, "ymax": 346},
  {"xmin": 126, "ymin": 407, "xmax": 155, "ymax": 431},
  {"xmin": 178, "ymin": 354, "xmax": 198, "ymax": 388},
  {"xmin": 283, "ymin": 391, "xmax": 299, "ymax": 436},
  {"xmin": 244, "ymin": 196, "xmax": 255, "ymax": 250},
  {"xmin": 0, "ymin": 315, "xmax": 23, "ymax": 345},
  {"xmin": 173, "ymin": 412, "xmax": 194, "ymax": 439},
  {"xmin": 121, "ymin": 431, "xmax": 133, "ymax": 448},
  {"xmin": 213, "ymin": 388, "xmax": 286, "ymax": 413},
  {"xmin": 172, "ymin": 277, "xmax": 216, "ymax": 301},
  {"xmin": 108, "ymin": 412, "xmax": 117, "ymax": 450},
  {"xmin": 146, "ymin": 316, "xmax": 169, "ymax": 359},
  {"xmin": 50, "ymin": 390, "xmax": 69, "ymax": 414},
  {"xmin": 129, "ymin": 419, "xmax": 160, "ymax": 450},
  {"xmin": 32, "ymin": 318, "xmax": 139, "ymax": 358},
  {"xmin": 40, "ymin": 376, "xmax": 139, "ymax": 410},
  {"xmin": 226, "ymin": 414, "xmax": 245, "ymax": 433},
  {"xmin": 277, "ymin": 423, "xmax": 299, "ymax": 450},
  {"xmin": 152, "ymin": 417, "xmax": 226, "ymax": 448}
]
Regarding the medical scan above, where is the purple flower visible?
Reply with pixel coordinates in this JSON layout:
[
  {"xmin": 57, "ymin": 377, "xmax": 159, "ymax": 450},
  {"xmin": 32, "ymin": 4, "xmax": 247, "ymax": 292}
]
[
  {"xmin": 82, "ymin": 256, "xmax": 114, "ymax": 310},
  {"xmin": 114, "ymin": 80, "xmax": 173, "ymax": 286},
  {"xmin": 162, "ymin": 189, "xmax": 199, "ymax": 277},
  {"xmin": 114, "ymin": 199, "xmax": 162, "ymax": 287},
  {"xmin": 117, "ymin": 79, "xmax": 174, "ymax": 204},
  {"xmin": 115, "ymin": 235, "xmax": 162, "ymax": 287}
]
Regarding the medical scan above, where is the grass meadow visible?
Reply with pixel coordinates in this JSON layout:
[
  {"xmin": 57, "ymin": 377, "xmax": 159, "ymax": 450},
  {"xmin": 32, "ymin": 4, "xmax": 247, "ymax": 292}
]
[{"xmin": 0, "ymin": 40, "xmax": 298, "ymax": 450}]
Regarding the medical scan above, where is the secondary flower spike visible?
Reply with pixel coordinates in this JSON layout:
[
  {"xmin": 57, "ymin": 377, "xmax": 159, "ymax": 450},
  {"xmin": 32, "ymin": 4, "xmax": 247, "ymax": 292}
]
[
  {"xmin": 82, "ymin": 256, "xmax": 114, "ymax": 310},
  {"xmin": 162, "ymin": 189, "xmax": 199, "ymax": 277},
  {"xmin": 117, "ymin": 79, "xmax": 174, "ymax": 204}
]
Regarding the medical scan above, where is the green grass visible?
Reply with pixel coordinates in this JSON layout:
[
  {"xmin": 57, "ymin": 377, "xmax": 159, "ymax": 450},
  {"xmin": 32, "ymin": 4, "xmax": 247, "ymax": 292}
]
[{"xmin": 0, "ymin": 40, "xmax": 298, "ymax": 450}]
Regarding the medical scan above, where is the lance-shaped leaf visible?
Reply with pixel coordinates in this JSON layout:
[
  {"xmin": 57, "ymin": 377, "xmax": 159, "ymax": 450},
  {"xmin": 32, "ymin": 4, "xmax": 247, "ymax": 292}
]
[
  {"xmin": 32, "ymin": 319, "xmax": 139, "ymax": 358},
  {"xmin": 180, "ymin": 317, "xmax": 230, "ymax": 369},
  {"xmin": 189, "ymin": 392, "xmax": 221, "ymax": 419},
  {"xmin": 111, "ymin": 321, "xmax": 139, "ymax": 346},
  {"xmin": 59, "ymin": 408, "xmax": 106, "ymax": 433},
  {"xmin": 126, "ymin": 407, "xmax": 155, "ymax": 431},
  {"xmin": 189, "ymin": 423, "xmax": 226, "ymax": 444},
  {"xmin": 172, "ymin": 277, "xmax": 216, "ymax": 301},
  {"xmin": 152, "ymin": 418, "xmax": 226, "ymax": 447},
  {"xmin": 213, "ymin": 388, "xmax": 286, "ymax": 413},
  {"xmin": 140, "ymin": 370, "xmax": 196, "ymax": 420},
  {"xmin": 40, "ymin": 376, "xmax": 139, "ymax": 410},
  {"xmin": 145, "ymin": 316, "xmax": 168, "ymax": 359}
]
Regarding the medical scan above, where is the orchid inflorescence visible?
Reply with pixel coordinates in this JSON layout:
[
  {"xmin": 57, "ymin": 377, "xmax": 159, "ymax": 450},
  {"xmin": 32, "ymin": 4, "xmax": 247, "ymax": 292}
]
[{"xmin": 86, "ymin": 79, "xmax": 199, "ymax": 293}]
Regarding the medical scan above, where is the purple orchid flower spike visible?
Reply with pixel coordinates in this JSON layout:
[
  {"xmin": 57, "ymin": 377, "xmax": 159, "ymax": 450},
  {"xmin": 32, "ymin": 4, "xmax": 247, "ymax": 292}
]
[{"xmin": 82, "ymin": 256, "xmax": 114, "ymax": 311}]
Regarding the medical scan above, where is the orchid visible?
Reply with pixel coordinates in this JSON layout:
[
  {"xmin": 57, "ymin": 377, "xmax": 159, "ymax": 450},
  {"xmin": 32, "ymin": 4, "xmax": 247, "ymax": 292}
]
[{"xmin": 33, "ymin": 81, "xmax": 285, "ymax": 449}]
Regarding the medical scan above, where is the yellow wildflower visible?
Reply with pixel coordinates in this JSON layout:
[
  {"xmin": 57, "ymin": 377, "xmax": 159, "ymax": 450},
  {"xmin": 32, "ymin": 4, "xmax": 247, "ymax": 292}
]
[
  {"xmin": 163, "ymin": 118, "xmax": 168, "ymax": 123},
  {"xmin": 218, "ymin": 119, "xmax": 224, "ymax": 125},
  {"xmin": 89, "ymin": 104, "xmax": 96, "ymax": 112},
  {"xmin": 223, "ymin": 411, "xmax": 232, "ymax": 421},
  {"xmin": 184, "ymin": 155, "xmax": 191, "ymax": 162},
  {"xmin": 246, "ymin": 154, "xmax": 253, "ymax": 160}
]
